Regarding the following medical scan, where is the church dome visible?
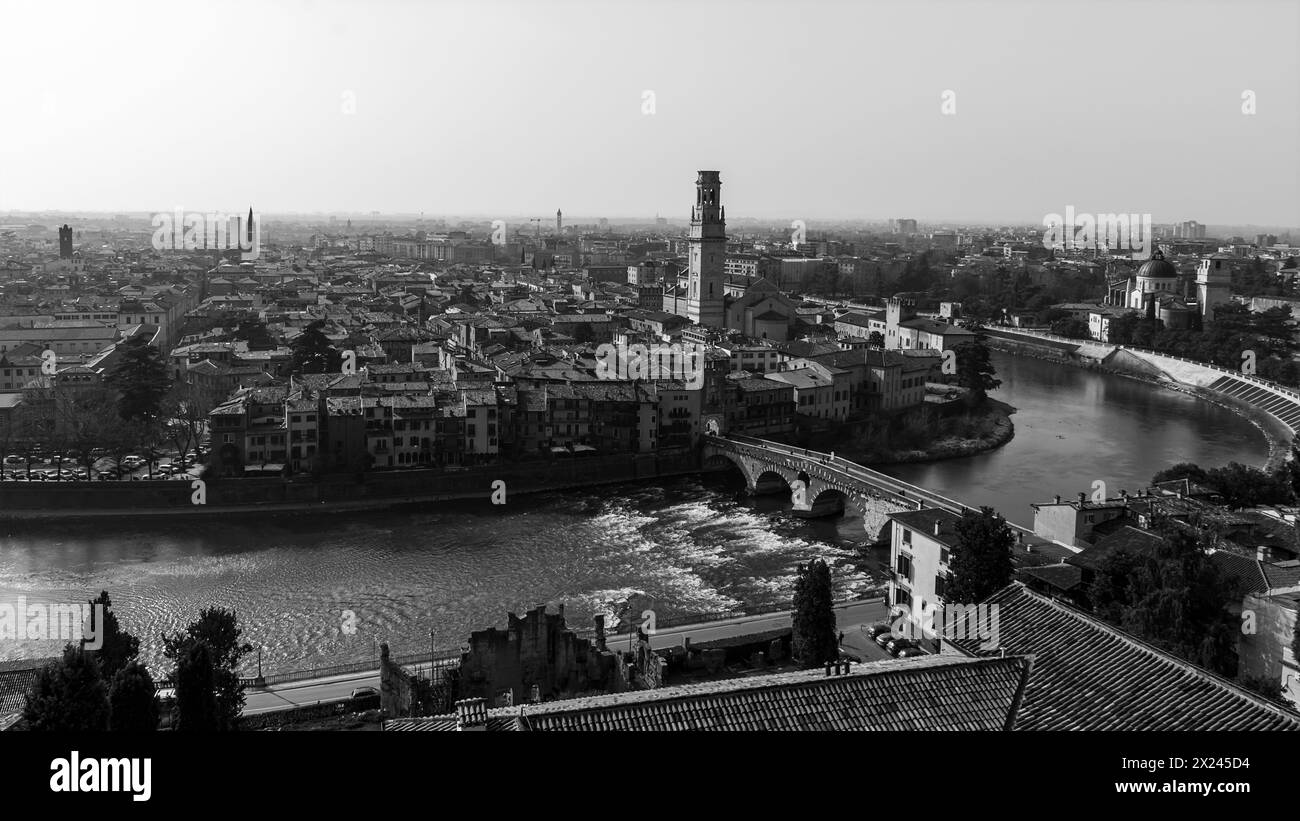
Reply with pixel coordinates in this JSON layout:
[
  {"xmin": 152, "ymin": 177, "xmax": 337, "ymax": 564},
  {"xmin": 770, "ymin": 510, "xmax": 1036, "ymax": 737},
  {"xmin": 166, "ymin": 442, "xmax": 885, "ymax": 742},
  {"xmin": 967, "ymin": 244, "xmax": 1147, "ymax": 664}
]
[{"xmin": 1137, "ymin": 249, "xmax": 1177, "ymax": 279}]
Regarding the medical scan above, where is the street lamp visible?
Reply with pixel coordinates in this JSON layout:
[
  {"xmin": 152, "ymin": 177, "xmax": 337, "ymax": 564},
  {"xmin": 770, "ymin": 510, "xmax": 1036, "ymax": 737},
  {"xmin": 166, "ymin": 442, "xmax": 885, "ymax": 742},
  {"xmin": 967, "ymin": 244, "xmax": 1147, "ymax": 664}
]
[{"xmin": 253, "ymin": 645, "xmax": 265, "ymax": 688}]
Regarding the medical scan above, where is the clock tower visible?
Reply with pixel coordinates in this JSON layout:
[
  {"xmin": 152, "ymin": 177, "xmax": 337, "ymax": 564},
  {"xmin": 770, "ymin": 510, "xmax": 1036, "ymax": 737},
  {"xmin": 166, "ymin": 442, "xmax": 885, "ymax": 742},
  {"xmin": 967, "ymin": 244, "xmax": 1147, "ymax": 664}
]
[{"xmin": 686, "ymin": 170, "xmax": 726, "ymax": 328}]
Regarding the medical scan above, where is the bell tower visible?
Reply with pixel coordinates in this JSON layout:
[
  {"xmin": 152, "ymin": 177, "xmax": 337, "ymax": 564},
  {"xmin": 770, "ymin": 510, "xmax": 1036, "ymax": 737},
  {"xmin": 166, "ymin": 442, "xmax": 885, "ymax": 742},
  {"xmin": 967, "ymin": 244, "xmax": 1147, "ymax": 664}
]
[
  {"xmin": 1197, "ymin": 256, "xmax": 1232, "ymax": 327},
  {"xmin": 687, "ymin": 170, "xmax": 726, "ymax": 328}
]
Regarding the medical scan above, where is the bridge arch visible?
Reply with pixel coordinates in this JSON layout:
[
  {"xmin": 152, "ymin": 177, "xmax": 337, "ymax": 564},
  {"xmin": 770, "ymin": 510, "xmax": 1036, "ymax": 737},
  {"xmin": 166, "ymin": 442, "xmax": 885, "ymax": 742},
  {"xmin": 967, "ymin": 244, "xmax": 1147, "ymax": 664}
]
[{"xmin": 701, "ymin": 436, "xmax": 921, "ymax": 539}]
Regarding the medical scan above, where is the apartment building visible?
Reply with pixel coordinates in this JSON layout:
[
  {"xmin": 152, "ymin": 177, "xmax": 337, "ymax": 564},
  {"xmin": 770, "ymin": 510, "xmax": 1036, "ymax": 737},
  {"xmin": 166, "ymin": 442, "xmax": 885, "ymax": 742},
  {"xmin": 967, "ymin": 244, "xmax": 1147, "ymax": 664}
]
[{"xmin": 886, "ymin": 508, "xmax": 963, "ymax": 637}]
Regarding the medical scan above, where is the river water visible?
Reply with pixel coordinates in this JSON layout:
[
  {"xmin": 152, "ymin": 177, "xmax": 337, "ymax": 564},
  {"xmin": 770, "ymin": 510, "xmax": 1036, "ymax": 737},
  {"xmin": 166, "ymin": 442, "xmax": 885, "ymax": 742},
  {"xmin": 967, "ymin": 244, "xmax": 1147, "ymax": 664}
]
[{"xmin": 0, "ymin": 351, "xmax": 1268, "ymax": 674}]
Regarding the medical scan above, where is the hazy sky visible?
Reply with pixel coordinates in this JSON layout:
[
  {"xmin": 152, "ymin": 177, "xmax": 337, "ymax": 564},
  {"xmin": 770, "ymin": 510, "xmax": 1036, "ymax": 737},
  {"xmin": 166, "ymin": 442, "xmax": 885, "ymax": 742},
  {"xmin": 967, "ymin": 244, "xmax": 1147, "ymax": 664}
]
[{"xmin": 1, "ymin": 0, "xmax": 1296, "ymax": 225}]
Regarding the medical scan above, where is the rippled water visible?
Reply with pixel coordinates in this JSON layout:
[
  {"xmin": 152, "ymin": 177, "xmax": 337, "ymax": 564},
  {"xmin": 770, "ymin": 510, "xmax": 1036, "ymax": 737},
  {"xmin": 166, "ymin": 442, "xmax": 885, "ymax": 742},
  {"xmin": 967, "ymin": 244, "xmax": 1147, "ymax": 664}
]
[
  {"xmin": 0, "ymin": 350, "xmax": 1269, "ymax": 675},
  {"xmin": 883, "ymin": 351, "xmax": 1270, "ymax": 525},
  {"xmin": 0, "ymin": 476, "xmax": 880, "ymax": 674}
]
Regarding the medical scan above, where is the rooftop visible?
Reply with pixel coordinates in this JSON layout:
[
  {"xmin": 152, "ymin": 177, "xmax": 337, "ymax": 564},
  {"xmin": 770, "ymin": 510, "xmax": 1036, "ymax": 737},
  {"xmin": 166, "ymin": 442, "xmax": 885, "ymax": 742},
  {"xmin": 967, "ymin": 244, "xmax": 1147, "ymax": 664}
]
[
  {"xmin": 947, "ymin": 583, "xmax": 1300, "ymax": 731},
  {"xmin": 384, "ymin": 654, "xmax": 1032, "ymax": 732}
]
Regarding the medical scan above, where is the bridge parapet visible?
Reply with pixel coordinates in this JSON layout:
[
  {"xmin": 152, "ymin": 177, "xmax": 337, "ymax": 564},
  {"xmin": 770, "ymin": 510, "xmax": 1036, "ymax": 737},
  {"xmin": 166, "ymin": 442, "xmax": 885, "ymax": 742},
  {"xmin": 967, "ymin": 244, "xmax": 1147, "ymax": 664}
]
[{"xmin": 702, "ymin": 435, "xmax": 968, "ymax": 539}]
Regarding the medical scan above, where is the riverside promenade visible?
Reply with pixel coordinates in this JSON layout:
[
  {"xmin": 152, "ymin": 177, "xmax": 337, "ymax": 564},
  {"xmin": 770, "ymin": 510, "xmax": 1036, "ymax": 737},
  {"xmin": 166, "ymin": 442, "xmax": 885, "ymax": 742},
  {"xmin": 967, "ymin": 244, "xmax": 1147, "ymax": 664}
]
[{"xmin": 236, "ymin": 598, "xmax": 888, "ymax": 716}]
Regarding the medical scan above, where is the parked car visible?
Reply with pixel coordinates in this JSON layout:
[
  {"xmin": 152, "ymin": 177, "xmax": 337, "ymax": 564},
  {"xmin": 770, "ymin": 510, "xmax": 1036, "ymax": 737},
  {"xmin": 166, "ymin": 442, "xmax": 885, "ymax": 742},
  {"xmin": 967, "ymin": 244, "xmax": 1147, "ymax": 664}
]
[
  {"xmin": 896, "ymin": 645, "xmax": 928, "ymax": 658},
  {"xmin": 867, "ymin": 623, "xmax": 893, "ymax": 640},
  {"xmin": 874, "ymin": 629, "xmax": 898, "ymax": 647},
  {"xmin": 3, "ymin": 455, "xmax": 24, "ymax": 466},
  {"xmin": 885, "ymin": 638, "xmax": 917, "ymax": 657},
  {"xmin": 349, "ymin": 686, "xmax": 380, "ymax": 710}
]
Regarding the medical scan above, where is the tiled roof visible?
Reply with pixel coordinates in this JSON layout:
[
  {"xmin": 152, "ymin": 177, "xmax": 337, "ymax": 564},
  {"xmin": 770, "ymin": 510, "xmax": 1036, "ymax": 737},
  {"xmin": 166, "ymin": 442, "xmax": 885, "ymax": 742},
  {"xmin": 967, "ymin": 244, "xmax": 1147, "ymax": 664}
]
[
  {"xmin": 1068, "ymin": 526, "xmax": 1164, "ymax": 571},
  {"xmin": 947, "ymin": 583, "xmax": 1300, "ymax": 731},
  {"xmin": 1209, "ymin": 550, "xmax": 1268, "ymax": 595},
  {"xmin": 385, "ymin": 655, "xmax": 1031, "ymax": 732},
  {"xmin": 1016, "ymin": 562, "xmax": 1084, "ymax": 592},
  {"xmin": 525, "ymin": 654, "xmax": 1030, "ymax": 731},
  {"xmin": 1262, "ymin": 560, "xmax": 1300, "ymax": 591},
  {"xmin": 0, "ymin": 658, "xmax": 55, "ymax": 714},
  {"xmin": 889, "ymin": 508, "xmax": 963, "ymax": 546}
]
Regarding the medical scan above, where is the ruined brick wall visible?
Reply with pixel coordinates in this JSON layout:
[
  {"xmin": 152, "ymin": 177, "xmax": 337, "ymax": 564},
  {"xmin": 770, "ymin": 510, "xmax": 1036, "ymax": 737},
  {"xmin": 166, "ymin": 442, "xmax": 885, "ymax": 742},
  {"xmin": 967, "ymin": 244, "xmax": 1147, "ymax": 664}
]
[
  {"xmin": 379, "ymin": 643, "xmax": 449, "ymax": 717},
  {"xmin": 459, "ymin": 605, "xmax": 621, "ymax": 703},
  {"xmin": 379, "ymin": 643, "xmax": 417, "ymax": 717}
]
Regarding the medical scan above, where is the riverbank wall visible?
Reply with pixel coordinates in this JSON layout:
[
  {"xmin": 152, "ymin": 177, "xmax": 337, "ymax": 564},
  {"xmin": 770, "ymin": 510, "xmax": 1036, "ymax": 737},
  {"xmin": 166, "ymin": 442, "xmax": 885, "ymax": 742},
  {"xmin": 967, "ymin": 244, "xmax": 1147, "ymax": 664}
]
[
  {"xmin": 984, "ymin": 334, "xmax": 1292, "ymax": 470},
  {"xmin": 0, "ymin": 448, "xmax": 701, "ymax": 520}
]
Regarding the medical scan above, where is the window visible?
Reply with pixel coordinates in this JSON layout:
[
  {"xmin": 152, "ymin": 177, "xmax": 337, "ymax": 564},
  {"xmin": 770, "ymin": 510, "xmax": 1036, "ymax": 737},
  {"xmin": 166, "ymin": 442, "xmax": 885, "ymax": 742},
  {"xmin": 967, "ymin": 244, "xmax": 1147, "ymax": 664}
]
[
  {"xmin": 896, "ymin": 554, "xmax": 913, "ymax": 581},
  {"xmin": 934, "ymin": 574, "xmax": 947, "ymax": 597},
  {"xmin": 902, "ymin": 527, "xmax": 912, "ymax": 545},
  {"xmin": 940, "ymin": 547, "xmax": 949, "ymax": 565}
]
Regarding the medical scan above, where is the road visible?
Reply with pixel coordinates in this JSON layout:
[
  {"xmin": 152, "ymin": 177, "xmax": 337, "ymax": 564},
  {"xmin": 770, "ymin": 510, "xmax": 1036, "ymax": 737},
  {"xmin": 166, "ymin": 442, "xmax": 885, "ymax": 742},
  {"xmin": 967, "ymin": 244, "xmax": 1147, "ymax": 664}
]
[{"xmin": 239, "ymin": 598, "xmax": 889, "ymax": 715}]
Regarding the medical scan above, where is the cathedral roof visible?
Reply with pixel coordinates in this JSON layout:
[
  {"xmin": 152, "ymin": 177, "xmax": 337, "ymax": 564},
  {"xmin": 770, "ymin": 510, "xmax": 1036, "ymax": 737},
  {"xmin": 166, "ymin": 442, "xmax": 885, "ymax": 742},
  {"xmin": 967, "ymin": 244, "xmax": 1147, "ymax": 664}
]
[{"xmin": 1136, "ymin": 249, "xmax": 1178, "ymax": 279}]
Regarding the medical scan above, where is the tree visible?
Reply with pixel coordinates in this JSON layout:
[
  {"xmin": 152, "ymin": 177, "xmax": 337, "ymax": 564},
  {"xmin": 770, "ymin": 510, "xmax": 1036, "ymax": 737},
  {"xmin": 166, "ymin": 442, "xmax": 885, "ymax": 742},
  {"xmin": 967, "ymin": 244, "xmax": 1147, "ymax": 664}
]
[
  {"xmin": 1088, "ymin": 548, "xmax": 1143, "ymax": 623},
  {"xmin": 1151, "ymin": 462, "xmax": 1208, "ymax": 487},
  {"xmin": 106, "ymin": 337, "xmax": 170, "ymax": 421},
  {"xmin": 160, "ymin": 382, "xmax": 213, "ymax": 462},
  {"xmin": 1113, "ymin": 528, "xmax": 1241, "ymax": 677},
  {"xmin": 946, "ymin": 507, "xmax": 1015, "ymax": 604},
  {"xmin": 953, "ymin": 335, "xmax": 1001, "ymax": 407},
  {"xmin": 289, "ymin": 320, "xmax": 342, "ymax": 375},
  {"xmin": 22, "ymin": 644, "xmax": 110, "ymax": 731},
  {"xmin": 867, "ymin": 331, "xmax": 884, "ymax": 348},
  {"xmin": 790, "ymin": 558, "xmax": 838, "ymax": 668},
  {"xmin": 1237, "ymin": 674, "xmax": 1283, "ymax": 704},
  {"xmin": 1049, "ymin": 318, "xmax": 1090, "ymax": 339},
  {"xmin": 84, "ymin": 590, "xmax": 140, "ymax": 680},
  {"xmin": 173, "ymin": 641, "xmax": 220, "ymax": 732},
  {"xmin": 232, "ymin": 317, "xmax": 275, "ymax": 351},
  {"xmin": 1275, "ymin": 440, "xmax": 1300, "ymax": 501},
  {"xmin": 108, "ymin": 661, "xmax": 159, "ymax": 732},
  {"xmin": 1204, "ymin": 462, "xmax": 1292, "ymax": 509},
  {"xmin": 162, "ymin": 607, "xmax": 253, "ymax": 730}
]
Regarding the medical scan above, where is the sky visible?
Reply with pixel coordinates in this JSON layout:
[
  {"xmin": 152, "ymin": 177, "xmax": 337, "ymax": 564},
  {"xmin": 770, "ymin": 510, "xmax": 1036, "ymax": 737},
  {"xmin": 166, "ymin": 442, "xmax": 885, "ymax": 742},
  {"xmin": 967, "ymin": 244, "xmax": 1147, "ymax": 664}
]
[{"xmin": 0, "ymin": 0, "xmax": 1297, "ymax": 226}]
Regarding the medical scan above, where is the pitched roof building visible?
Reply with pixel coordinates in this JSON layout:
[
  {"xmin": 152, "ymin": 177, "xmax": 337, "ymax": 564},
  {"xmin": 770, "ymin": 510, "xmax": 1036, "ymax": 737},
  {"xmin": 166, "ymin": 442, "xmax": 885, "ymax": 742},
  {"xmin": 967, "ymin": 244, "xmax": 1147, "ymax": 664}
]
[
  {"xmin": 947, "ymin": 583, "xmax": 1300, "ymax": 731},
  {"xmin": 384, "ymin": 654, "xmax": 1034, "ymax": 732}
]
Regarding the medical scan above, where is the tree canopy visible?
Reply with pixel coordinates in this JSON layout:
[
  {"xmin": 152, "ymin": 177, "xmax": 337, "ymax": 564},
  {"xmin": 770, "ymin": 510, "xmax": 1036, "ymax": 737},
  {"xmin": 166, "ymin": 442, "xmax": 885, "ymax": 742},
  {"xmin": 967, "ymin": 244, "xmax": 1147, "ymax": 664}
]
[
  {"xmin": 106, "ymin": 337, "xmax": 170, "ymax": 421},
  {"xmin": 162, "ymin": 606, "xmax": 253, "ymax": 730},
  {"xmin": 289, "ymin": 320, "xmax": 342, "ymax": 375},
  {"xmin": 791, "ymin": 558, "xmax": 838, "ymax": 668},
  {"xmin": 946, "ymin": 507, "xmax": 1015, "ymax": 604},
  {"xmin": 22, "ymin": 644, "xmax": 110, "ymax": 731}
]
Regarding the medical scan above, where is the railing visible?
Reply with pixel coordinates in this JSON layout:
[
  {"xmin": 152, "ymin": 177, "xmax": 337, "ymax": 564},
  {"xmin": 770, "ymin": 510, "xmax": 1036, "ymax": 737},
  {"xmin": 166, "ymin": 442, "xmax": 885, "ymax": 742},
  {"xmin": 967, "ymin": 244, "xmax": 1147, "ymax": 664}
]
[{"xmin": 710, "ymin": 433, "xmax": 970, "ymax": 515}]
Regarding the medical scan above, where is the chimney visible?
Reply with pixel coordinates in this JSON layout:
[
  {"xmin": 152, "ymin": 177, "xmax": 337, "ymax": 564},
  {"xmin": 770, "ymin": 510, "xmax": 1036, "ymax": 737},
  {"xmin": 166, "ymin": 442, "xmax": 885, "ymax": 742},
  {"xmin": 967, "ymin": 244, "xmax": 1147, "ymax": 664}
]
[
  {"xmin": 455, "ymin": 698, "xmax": 488, "ymax": 731},
  {"xmin": 529, "ymin": 684, "xmax": 541, "ymax": 704},
  {"xmin": 1257, "ymin": 546, "xmax": 1270, "ymax": 562},
  {"xmin": 1054, "ymin": 495, "xmax": 1061, "ymax": 504},
  {"xmin": 594, "ymin": 614, "xmax": 606, "ymax": 651},
  {"xmin": 1078, "ymin": 492, "xmax": 1087, "ymax": 505},
  {"xmin": 933, "ymin": 520, "xmax": 941, "ymax": 536},
  {"xmin": 1119, "ymin": 489, "xmax": 1128, "ymax": 502}
]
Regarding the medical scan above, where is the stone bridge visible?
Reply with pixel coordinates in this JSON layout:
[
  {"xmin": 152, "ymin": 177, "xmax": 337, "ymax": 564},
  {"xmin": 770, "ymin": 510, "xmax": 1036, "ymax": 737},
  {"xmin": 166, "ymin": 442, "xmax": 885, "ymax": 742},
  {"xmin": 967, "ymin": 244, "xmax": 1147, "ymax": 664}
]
[{"xmin": 702, "ymin": 434, "xmax": 971, "ymax": 541}]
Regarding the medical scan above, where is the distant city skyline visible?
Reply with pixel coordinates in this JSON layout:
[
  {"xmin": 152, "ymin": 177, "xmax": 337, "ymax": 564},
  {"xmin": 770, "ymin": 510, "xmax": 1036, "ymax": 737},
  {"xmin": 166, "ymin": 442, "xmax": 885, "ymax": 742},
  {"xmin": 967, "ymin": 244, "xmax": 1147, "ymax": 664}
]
[
  {"xmin": 3, "ymin": 210, "xmax": 1295, "ymax": 238},
  {"xmin": 1, "ymin": 0, "xmax": 1296, "ymax": 225}
]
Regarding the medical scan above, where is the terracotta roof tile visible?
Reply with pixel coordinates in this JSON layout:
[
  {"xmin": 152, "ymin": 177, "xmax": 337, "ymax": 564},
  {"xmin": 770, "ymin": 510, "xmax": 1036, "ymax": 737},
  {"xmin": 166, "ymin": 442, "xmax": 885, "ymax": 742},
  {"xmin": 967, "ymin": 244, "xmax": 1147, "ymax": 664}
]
[{"xmin": 948, "ymin": 583, "xmax": 1300, "ymax": 731}]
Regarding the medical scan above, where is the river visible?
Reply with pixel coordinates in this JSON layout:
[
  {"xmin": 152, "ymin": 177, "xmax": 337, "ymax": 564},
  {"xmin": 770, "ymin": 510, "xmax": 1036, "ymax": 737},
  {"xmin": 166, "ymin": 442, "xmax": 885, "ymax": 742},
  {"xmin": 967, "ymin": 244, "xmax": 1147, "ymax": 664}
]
[{"xmin": 0, "ymin": 351, "xmax": 1268, "ymax": 674}]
